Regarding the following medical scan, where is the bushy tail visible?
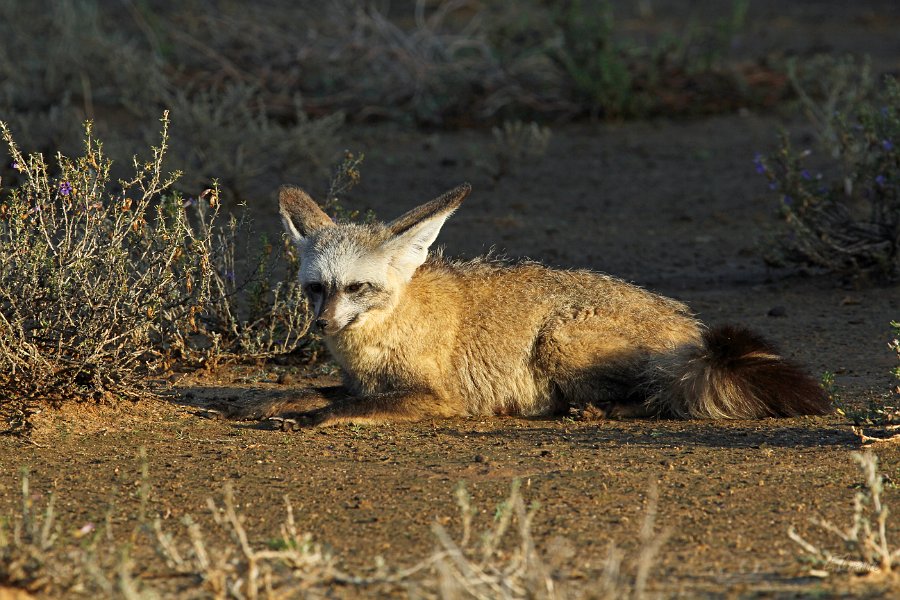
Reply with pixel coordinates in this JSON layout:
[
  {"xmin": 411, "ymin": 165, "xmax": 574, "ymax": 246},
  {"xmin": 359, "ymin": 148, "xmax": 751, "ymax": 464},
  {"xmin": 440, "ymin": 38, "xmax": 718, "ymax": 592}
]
[{"xmin": 644, "ymin": 325, "xmax": 830, "ymax": 419}]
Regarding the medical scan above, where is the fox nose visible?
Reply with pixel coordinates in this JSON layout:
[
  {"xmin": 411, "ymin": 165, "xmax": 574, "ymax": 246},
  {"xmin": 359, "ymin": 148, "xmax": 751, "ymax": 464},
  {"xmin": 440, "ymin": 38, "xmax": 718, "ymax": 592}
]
[{"xmin": 315, "ymin": 318, "xmax": 329, "ymax": 330}]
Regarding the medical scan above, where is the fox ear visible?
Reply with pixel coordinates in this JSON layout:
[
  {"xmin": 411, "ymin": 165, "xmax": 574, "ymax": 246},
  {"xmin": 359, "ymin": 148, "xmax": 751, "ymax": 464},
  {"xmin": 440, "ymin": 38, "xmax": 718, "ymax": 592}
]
[
  {"xmin": 279, "ymin": 185, "xmax": 334, "ymax": 243},
  {"xmin": 383, "ymin": 183, "xmax": 471, "ymax": 280}
]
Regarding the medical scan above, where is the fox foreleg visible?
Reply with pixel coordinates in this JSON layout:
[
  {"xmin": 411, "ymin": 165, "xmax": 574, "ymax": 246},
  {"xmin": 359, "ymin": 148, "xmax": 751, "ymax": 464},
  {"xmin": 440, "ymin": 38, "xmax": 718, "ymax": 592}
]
[{"xmin": 281, "ymin": 389, "xmax": 461, "ymax": 428}]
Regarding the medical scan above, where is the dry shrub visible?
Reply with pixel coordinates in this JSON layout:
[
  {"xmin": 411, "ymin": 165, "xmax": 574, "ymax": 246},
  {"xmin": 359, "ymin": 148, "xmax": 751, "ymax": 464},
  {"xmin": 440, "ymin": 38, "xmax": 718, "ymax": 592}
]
[
  {"xmin": 0, "ymin": 0, "xmax": 164, "ymax": 153},
  {"xmin": 174, "ymin": 207, "xmax": 311, "ymax": 369},
  {"xmin": 149, "ymin": 0, "xmax": 766, "ymax": 126},
  {"xmin": 789, "ymin": 451, "xmax": 900, "ymax": 574},
  {"xmin": 0, "ymin": 116, "xmax": 207, "ymax": 414},
  {"xmin": 0, "ymin": 1, "xmax": 343, "ymax": 206},
  {"xmin": 758, "ymin": 68, "xmax": 900, "ymax": 281},
  {"xmin": 0, "ymin": 116, "xmax": 315, "ymax": 430},
  {"xmin": 162, "ymin": 83, "xmax": 344, "ymax": 202},
  {"xmin": 1, "ymin": 0, "xmax": 774, "ymax": 214}
]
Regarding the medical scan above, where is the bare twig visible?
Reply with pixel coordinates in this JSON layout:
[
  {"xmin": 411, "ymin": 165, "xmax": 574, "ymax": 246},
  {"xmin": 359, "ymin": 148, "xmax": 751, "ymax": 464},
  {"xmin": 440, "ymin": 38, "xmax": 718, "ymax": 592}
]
[{"xmin": 788, "ymin": 451, "xmax": 897, "ymax": 574}]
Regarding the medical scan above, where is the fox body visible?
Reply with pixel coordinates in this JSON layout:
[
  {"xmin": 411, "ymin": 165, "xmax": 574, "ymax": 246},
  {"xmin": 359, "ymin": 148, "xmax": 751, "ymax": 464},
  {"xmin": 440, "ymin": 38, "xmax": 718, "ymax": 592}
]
[{"xmin": 269, "ymin": 183, "xmax": 828, "ymax": 426}]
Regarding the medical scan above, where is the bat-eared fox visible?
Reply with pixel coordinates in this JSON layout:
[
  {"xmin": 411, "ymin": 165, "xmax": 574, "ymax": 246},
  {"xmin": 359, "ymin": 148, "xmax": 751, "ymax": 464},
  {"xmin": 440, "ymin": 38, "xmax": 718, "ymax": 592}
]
[{"xmin": 246, "ymin": 182, "xmax": 829, "ymax": 427}]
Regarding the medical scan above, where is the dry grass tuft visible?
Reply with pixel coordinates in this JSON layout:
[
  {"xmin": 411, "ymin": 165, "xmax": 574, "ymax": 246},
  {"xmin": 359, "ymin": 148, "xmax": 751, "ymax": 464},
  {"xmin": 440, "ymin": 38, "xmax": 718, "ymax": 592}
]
[
  {"xmin": 1, "ymin": 464, "xmax": 669, "ymax": 599},
  {"xmin": 789, "ymin": 451, "xmax": 900, "ymax": 574},
  {"xmin": 0, "ymin": 471, "xmax": 59, "ymax": 595}
]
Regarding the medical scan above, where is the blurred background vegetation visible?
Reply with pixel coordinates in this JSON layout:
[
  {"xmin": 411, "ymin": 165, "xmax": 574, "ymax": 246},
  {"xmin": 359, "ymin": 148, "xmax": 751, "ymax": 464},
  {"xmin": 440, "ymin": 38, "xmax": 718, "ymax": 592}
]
[{"xmin": 0, "ymin": 0, "xmax": 820, "ymax": 204}]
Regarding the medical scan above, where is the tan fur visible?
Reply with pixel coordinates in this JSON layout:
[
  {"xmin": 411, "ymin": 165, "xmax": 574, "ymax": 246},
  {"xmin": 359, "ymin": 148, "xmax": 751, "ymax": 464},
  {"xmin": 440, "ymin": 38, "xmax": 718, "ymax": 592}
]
[{"xmin": 262, "ymin": 183, "xmax": 829, "ymax": 426}]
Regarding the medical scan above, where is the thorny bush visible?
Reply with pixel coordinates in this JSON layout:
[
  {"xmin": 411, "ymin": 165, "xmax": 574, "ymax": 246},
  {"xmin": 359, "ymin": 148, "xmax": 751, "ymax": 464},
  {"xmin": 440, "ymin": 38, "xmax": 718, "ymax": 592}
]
[
  {"xmin": 0, "ymin": 115, "xmax": 203, "ymax": 414},
  {"xmin": 0, "ymin": 114, "xmax": 312, "ymax": 431}
]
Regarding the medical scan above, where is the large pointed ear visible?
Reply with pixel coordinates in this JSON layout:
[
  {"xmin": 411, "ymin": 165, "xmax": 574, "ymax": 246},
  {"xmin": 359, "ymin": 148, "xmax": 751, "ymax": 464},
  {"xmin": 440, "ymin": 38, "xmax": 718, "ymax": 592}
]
[
  {"xmin": 382, "ymin": 183, "xmax": 471, "ymax": 280},
  {"xmin": 278, "ymin": 185, "xmax": 334, "ymax": 243}
]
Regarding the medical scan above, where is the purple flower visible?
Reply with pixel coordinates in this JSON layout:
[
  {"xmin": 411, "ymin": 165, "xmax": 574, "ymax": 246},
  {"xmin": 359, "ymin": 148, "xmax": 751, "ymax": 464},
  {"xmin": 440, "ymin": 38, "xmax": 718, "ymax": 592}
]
[
  {"xmin": 768, "ymin": 181, "xmax": 778, "ymax": 191},
  {"xmin": 801, "ymin": 169, "xmax": 811, "ymax": 180},
  {"xmin": 10, "ymin": 161, "xmax": 19, "ymax": 171},
  {"xmin": 59, "ymin": 181, "xmax": 72, "ymax": 196},
  {"xmin": 753, "ymin": 153, "xmax": 766, "ymax": 174},
  {"xmin": 183, "ymin": 197, "xmax": 196, "ymax": 208},
  {"xmin": 875, "ymin": 174, "xmax": 887, "ymax": 187},
  {"xmin": 782, "ymin": 195, "xmax": 793, "ymax": 206},
  {"xmin": 225, "ymin": 270, "xmax": 235, "ymax": 282},
  {"xmin": 883, "ymin": 139, "xmax": 894, "ymax": 151}
]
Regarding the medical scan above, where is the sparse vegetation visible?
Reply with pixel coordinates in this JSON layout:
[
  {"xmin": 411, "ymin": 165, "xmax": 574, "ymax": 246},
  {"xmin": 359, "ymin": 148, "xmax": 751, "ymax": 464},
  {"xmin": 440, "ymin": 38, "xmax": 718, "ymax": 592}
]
[
  {"xmin": 0, "ymin": 0, "xmax": 772, "ymax": 189},
  {"xmin": 489, "ymin": 120, "xmax": 552, "ymax": 180},
  {"xmin": 0, "ymin": 470, "xmax": 59, "ymax": 595},
  {"xmin": 789, "ymin": 451, "xmax": 899, "ymax": 574},
  {"xmin": 0, "ymin": 465, "xmax": 667, "ymax": 599},
  {"xmin": 0, "ymin": 117, "xmax": 318, "ymax": 430},
  {"xmin": 0, "ymin": 115, "xmax": 209, "ymax": 421},
  {"xmin": 161, "ymin": 82, "xmax": 344, "ymax": 202},
  {"xmin": 844, "ymin": 321, "xmax": 900, "ymax": 444},
  {"xmin": 758, "ymin": 66, "xmax": 900, "ymax": 280},
  {"xmin": 892, "ymin": 320, "xmax": 900, "ymax": 397},
  {"xmin": 0, "ymin": 2, "xmax": 897, "ymax": 598}
]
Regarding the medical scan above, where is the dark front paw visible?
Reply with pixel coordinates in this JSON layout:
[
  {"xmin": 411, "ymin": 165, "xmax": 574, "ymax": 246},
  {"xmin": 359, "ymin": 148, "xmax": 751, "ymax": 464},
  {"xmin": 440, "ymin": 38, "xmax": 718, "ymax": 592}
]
[
  {"xmin": 569, "ymin": 403, "xmax": 610, "ymax": 421},
  {"xmin": 267, "ymin": 408, "xmax": 330, "ymax": 430}
]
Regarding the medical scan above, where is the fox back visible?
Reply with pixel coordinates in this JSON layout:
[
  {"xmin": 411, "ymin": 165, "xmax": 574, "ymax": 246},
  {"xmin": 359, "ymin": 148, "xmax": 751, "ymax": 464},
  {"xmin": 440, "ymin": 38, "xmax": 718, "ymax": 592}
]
[{"xmin": 275, "ymin": 183, "xmax": 829, "ymax": 425}]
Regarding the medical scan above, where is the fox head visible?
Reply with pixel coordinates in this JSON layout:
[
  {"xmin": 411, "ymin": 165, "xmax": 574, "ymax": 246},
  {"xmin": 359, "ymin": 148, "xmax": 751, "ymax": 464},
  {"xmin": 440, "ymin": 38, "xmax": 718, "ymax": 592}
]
[{"xmin": 278, "ymin": 183, "xmax": 471, "ymax": 336}]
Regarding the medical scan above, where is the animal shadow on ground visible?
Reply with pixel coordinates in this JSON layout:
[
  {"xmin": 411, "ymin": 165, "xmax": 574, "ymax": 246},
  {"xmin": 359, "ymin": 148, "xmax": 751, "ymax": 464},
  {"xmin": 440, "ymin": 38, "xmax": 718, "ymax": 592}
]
[
  {"xmin": 171, "ymin": 384, "xmax": 852, "ymax": 448},
  {"xmin": 172, "ymin": 384, "xmax": 343, "ymax": 429},
  {"xmin": 440, "ymin": 417, "xmax": 856, "ymax": 449}
]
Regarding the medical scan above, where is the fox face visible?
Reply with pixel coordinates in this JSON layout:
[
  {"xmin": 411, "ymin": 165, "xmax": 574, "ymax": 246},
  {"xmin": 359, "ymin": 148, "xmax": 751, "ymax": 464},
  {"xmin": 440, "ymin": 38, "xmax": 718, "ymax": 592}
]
[
  {"xmin": 295, "ymin": 224, "xmax": 397, "ymax": 334},
  {"xmin": 279, "ymin": 184, "xmax": 471, "ymax": 336}
]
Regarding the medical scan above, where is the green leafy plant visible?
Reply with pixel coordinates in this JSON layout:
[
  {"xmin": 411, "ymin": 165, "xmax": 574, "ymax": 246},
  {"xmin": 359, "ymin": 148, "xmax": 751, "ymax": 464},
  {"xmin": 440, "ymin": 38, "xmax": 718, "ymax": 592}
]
[{"xmin": 550, "ymin": 0, "xmax": 633, "ymax": 119}]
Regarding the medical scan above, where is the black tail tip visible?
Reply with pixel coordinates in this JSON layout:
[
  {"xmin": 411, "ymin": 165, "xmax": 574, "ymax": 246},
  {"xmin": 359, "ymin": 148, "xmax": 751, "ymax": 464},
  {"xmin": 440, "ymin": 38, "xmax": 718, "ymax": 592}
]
[{"xmin": 704, "ymin": 325, "xmax": 831, "ymax": 417}]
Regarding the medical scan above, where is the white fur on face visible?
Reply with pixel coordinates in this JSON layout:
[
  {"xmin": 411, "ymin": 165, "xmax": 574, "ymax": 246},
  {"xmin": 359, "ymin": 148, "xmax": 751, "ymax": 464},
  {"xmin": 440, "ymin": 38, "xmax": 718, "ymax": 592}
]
[
  {"xmin": 299, "ymin": 239, "xmax": 389, "ymax": 291},
  {"xmin": 298, "ymin": 237, "xmax": 398, "ymax": 333}
]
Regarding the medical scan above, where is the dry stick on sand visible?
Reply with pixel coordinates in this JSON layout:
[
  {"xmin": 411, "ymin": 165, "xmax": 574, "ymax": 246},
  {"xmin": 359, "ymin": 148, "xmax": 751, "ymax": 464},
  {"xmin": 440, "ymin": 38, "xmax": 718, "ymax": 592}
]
[{"xmin": 852, "ymin": 424, "xmax": 900, "ymax": 445}]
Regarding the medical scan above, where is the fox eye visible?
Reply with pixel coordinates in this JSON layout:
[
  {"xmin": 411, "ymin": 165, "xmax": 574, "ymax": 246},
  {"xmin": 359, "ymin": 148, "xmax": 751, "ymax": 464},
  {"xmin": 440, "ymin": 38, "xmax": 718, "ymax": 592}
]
[
  {"xmin": 305, "ymin": 282, "xmax": 323, "ymax": 295},
  {"xmin": 345, "ymin": 282, "xmax": 368, "ymax": 294}
]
